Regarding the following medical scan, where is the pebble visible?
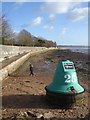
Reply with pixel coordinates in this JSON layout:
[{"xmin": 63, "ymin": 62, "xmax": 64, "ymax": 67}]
[
  {"xmin": 16, "ymin": 88, "xmax": 19, "ymax": 90},
  {"xmin": 36, "ymin": 113, "xmax": 43, "ymax": 119},
  {"xmin": 80, "ymin": 114, "xmax": 84, "ymax": 118},
  {"xmin": 20, "ymin": 111, "xmax": 24, "ymax": 116},
  {"xmin": 24, "ymin": 112, "xmax": 28, "ymax": 117},
  {"xmin": 3, "ymin": 109, "xmax": 6, "ymax": 112},
  {"xmin": 40, "ymin": 82, "xmax": 44, "ymax": 84},
  {"xmin": 69, "ymin": 110, "xmax": 73, "ymax": 113},
  {"xmin": 25, "ymin": 81, "xmax": 30, "ymax": 83},
  {"xmin": 44, "ymin": 112, "xmax": 53, "ymax": 119}
]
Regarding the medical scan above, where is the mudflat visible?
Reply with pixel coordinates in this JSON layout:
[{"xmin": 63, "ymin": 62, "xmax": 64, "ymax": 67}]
[{"xmin": 2, "ymin": 49, "xmax": 90, "ymax": 119}]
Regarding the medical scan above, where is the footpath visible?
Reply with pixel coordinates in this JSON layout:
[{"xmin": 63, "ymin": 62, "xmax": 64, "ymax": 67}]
[{"xmin": 1, "ymin": 52, "xmax": 27, "ymax": 69}]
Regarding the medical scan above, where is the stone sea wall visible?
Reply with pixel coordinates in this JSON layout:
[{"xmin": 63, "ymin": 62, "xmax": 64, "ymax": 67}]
[{"xmin": 0, "ymin": 45, "xmax": 46, "ymax": 62}]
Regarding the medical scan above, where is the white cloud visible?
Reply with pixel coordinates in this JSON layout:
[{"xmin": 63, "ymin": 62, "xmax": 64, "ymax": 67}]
[
  {"xmin": 50, "ymin": 26, "xmax": 54, "ymax": 30},
  {"xmin": 43, "ymin": 14, "xmax": 55, "ymax": 30},
  {"xmin": 60, "ymin": 27, "xmax": 69, "ymax": 39},
  {"xmin": 40, "ymin": 2, "xmax": 71, "ymax": 14},
  {"xmin": 22, "ymin": 17, "xmax": 42, "ymax": 27},
  {"xmin": 49, "ymin": 14, "xmax": 55, "ymax": 20},
  {"xmin": 43, "ymin": 25, "xmax": 54, "ymax": 30},
  {"xmin": 43, "ymin": 25, "xmax": 48, "ymax": 29},
  {"xmin": 68, "ymin": 7, "xmax": 88, "ymax": 21},
  {"xmin": 40, "ymin": 1, "xmax": 84, "ymax": 14},
  {"xmin": 31, "ymin": 17, "xmax": 42, "ymax": 26},
  {"xmin": 45, "ymin": 14, "xmax": 56, "ymax": 26},
  {"xmin": 61, "ymin": 27, "xmax": 68, "ymax": 35}
]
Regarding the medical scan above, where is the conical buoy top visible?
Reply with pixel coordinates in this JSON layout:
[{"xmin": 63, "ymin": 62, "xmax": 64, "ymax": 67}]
[{"xmin": 46, "ymin": 60, "xmax": 85, "ymax": 94}]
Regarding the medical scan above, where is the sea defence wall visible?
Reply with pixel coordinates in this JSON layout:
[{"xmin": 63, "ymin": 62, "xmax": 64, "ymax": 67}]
[
  {"xmin": 0, "ymin": 45, "xmax": 46, "ymax": 62},
  {"xmin": 0, "ymin": 45, "xmax": 56, "ymax": 81}
]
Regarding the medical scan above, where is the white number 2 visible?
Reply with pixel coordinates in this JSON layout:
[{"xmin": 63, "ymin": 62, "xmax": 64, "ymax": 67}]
[
  {"xmin": 64, "ymin": 74, "xmax": 71, "ymax": 83},
  {"xmin": 64, "ymin": 74, "xmax": 76, "ymax": 83}
]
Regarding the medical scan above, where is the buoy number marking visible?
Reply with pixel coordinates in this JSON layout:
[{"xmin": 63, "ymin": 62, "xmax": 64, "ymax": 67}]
[{"xmin": 64, "ymin": 74, "xmax": 76, "ymax": 83}]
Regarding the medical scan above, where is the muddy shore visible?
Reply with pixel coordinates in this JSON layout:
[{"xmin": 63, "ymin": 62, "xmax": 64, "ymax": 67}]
[{"xmin": 2, "ymin": 49, "xmax": 90, "ymax": 119}]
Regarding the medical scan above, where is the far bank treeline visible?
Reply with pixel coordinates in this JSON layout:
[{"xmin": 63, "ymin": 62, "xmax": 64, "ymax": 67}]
[{"xmin": 0, "ymin": 15, "xmax": 57, "ymax": 47}]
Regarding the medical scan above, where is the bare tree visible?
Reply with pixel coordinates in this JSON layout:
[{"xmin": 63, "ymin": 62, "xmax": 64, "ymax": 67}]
[{"xmin": 0, "ymin": 14, "xmax": 13, "ymax": 44}]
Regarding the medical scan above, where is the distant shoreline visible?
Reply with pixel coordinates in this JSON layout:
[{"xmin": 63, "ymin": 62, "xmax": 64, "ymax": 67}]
[
  {"xmin": 58, "ymin": 46, "xmax": 89, "ymax": 54},
  {"xmin": 58, "ymin": 45, "xmax": 89, "ymax": 48}
]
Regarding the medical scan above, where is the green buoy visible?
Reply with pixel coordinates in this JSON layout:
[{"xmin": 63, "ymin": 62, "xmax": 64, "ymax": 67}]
[{"xmin": 45, "ymin": 60, "xmax": 85, "ymax": 106}]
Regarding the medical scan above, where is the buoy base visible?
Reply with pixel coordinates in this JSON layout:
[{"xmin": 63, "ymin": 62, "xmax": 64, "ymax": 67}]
[{"xmin": 45, "ymin": 86, "xmax": 85, "ymax": 107}]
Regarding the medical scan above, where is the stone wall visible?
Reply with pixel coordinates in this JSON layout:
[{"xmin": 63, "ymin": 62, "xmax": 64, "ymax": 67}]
[
  {"xmin": 0, "ymin": 45, "xmax": 46, "ymax": 62},
  {"xmin": 0, "ymin": 47, "xmax": 50, "ymax": 81}
]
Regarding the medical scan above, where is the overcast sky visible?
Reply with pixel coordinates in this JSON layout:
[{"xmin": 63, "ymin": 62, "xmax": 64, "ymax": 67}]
[{"xmin": 2, "ymin": 0, "xmax": 89, "ymax": 46}]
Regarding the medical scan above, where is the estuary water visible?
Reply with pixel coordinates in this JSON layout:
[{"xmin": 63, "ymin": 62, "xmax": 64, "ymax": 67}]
[{"xmin": 59, "ymin": 46, "xmax": 89, "ymax": 55}]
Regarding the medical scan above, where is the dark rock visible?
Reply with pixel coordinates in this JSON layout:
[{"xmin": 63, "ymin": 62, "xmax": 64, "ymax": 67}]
[
  {"xmin": 11, "ymin": 113, "xmax": 17, "ymax": 120},
  {"xmin": 86, "ymin": 61, "xmax": 90, "ymax": 65},
  {"xmin": 4, "ymin": 56, "xmax": 9, "ymax": 60},
  {"xmin": 80, "ymin": 114, "xmax": 84, "ymax": 118},
  {"xmin": 26, "ymin": 111, "xmax": 36, "ymax": 117}
]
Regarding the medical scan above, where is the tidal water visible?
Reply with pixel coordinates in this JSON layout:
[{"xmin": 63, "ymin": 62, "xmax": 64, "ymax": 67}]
[{"xmin": 58, "ymin": 46, "xmax": 89, "ymax": 55}]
